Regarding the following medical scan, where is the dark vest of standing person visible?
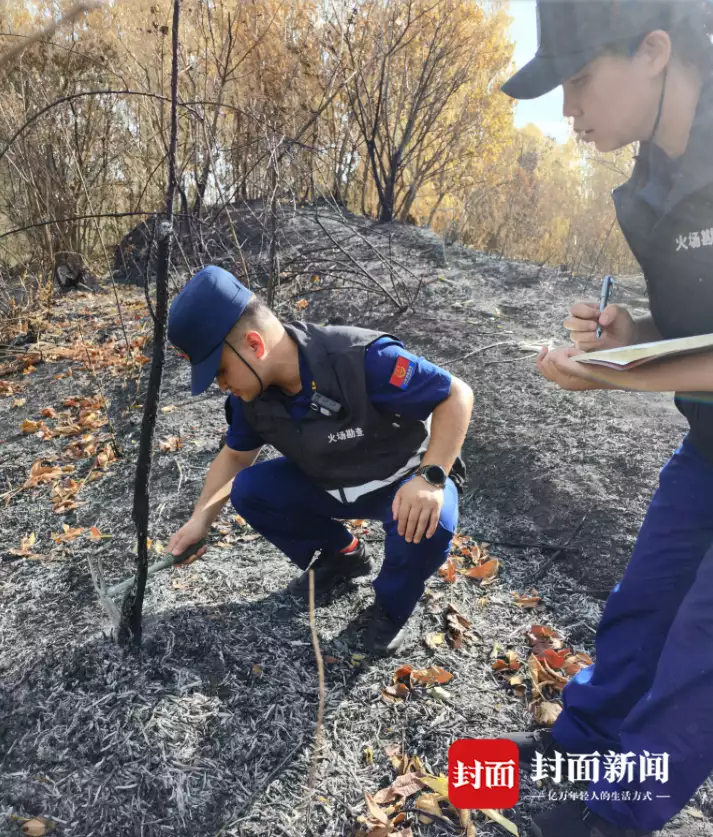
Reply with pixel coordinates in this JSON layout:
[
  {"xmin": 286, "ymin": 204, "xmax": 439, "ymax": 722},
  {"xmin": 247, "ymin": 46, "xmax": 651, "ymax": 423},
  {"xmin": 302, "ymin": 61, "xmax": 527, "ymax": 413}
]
[{"xmin": 500, "ymin": 3, "xmax": 713, "ymax": 837}]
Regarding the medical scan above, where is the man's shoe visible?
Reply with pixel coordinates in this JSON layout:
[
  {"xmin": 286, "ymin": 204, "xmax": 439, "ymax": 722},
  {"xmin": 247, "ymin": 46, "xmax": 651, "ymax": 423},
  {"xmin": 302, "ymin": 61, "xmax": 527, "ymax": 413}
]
[
  {"xmin": 531, "ymin": 801, "xmax": 652, "ymax": 837},
  {"xmin": 288, "ymin": 540, "xmax": 373, "ymax": 599},
  {"xmin": 499, "ymin": 728, "xmax": 566, "ymax": 768},
  {"xmin": 362, "ymin": 601, "xmax": 408, "ymax": 656}
]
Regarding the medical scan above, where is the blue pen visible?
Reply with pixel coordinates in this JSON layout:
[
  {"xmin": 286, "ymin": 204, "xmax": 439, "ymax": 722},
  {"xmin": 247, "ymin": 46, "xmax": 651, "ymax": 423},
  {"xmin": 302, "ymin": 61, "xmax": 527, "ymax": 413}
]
[{"xmin": 596, "ymin": 275, "xmax": 614, "ymax": 339}]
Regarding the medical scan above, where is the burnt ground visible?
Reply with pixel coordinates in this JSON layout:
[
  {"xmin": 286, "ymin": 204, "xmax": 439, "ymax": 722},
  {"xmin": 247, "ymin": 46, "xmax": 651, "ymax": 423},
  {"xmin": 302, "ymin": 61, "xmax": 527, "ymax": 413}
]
[{"xmin": 0, "ymin": 206, "xmax": 709, "ymax": 837}]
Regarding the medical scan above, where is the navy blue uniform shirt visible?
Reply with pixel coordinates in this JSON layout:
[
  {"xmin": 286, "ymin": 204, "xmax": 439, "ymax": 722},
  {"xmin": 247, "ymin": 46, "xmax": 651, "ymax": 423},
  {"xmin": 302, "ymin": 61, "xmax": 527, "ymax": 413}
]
[{"xmin": 226, "ymin": 336, "xmax": 451, "ymax": 451}]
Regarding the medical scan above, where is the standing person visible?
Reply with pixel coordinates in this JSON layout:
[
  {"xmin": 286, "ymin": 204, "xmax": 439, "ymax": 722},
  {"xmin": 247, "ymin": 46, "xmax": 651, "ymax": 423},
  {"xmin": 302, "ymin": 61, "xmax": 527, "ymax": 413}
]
[
  {"xmin": 166, "ymin": 266, "xmax": 473, "ymax": 655},
  {"xmin": 501, "ymin": 2, "xmax": 713, "ymax": 835}
]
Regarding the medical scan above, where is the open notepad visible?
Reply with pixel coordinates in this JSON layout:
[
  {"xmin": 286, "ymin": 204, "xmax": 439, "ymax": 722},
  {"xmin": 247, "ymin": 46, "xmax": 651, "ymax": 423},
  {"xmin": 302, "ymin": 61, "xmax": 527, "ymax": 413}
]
[{"xmin": 574, "ymin": 333, "xmax": 713, "ymax": 371}]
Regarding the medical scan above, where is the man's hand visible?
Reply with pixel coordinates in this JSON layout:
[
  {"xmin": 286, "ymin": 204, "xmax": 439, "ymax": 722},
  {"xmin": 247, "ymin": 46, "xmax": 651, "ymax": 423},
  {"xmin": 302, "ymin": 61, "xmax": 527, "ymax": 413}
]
[
  {"xmin": 393, "ymin": 476, "xmax": 444, "ymax": 544},
  {"xmin": 167, "ymin": 518, "xmax": 209, "ymax": 565},
  {"xmin": 564, "ymin": 302, "xmax": 638, "ymax": 352},
  {"xmin": 536, "ymin": 346, "xmax": 607, "ymax": 391}
]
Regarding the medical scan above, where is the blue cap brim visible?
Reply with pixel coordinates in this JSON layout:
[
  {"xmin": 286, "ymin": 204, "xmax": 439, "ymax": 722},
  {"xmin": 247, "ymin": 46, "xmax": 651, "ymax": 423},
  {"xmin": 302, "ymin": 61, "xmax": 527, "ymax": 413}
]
[{"xmin": 190, "ymin": 341, "xmax": 223, "ymax": 395}]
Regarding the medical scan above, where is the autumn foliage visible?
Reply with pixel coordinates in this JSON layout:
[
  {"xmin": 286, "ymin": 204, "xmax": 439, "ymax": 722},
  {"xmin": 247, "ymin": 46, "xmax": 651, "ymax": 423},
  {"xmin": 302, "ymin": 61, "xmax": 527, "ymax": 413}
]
[{"xmin": 0, "ymin": 0, "xmax": 637, "ymax": 316}]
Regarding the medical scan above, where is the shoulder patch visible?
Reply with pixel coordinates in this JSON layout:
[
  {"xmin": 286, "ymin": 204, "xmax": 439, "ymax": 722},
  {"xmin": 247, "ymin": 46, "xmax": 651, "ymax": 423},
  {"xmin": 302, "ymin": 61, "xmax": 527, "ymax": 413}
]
[{"xmin": 389, "ymin": 355, "xmax": 416, "ymax": 390}]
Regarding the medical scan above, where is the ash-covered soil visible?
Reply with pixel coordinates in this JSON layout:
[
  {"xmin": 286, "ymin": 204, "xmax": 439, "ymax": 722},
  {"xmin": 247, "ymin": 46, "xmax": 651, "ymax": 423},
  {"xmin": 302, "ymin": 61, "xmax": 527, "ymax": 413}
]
[{"xmin": 0, "ymin": 206, "xmax": 707, "ymax": 837}]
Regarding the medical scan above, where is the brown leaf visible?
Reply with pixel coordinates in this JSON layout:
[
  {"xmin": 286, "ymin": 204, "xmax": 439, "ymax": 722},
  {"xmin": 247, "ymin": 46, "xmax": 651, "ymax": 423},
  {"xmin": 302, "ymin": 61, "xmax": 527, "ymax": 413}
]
[
  {"xmin": 563, "ymin": 652, "xmax": 593, "ymax": 676},
  {"xmin": 21, "ymin": 418, "xmax": 41, "ymax": 434},
  {"xmin": 364, "ymin": 793, "xmax": 390, "ymax": 826},
  {"xmin": 41, "ymin": 407, "xmax": 57, "ymax": 418},
  {"xmin": 538, "ymin": 648, "xmax": 572, "ymax": 670},
  {"xmin": 514, "ymin": 591, "xmax": 542, "ymax": 608},
  {"xmin": 295, "ymin": 298, "xmax": 309, "ymax": 310},
  {"xmin": 438, "ymin": 558, "xmax": 457, "ymax": 583},
  {"xmin": 51, "ymin": 524, "xmax": 85, "ymax": 544},
  {"xmin": 410, "ymin": 666, "xmax": 454, "ymax": 687},
  {"xmin": 393, "ymin": 665, "xmax": 414, "ymax": 683},
  {"xmin": 373, "ymin": 773, "xmax": 426, "ymax": 805},
  {"xmin": 159, "ymin": 435, "xmax": 182, "ymax": 453},
  {"xmin": 463, "ymin": 558, "xmax": 499, "ymax": 580},
  {"xmin": 382, "ymin": 683, "xmax": 410, "ymax": 700}
]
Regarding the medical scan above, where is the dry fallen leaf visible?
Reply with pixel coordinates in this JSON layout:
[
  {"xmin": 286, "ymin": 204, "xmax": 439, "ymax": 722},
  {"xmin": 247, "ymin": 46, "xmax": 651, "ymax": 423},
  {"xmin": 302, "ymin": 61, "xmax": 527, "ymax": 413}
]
[
  {"xmin": 21, "ymin": 418, "xmax": 41, "ymax": 434},
  {"xmin": 481, "ymin": 808, "xmax": 519, "ymax": 835},
  {"xmin": 438, "ymin": 558, "xmax": 457, "ymax": 583},
  {"xmin": 534, "ymin": 700, "xmax": 563, "ymax": 726},
  {"xmin": 161, "ymin": 404, "xmax": 177, "ymax": 413},
  {"xmin": 21, "ymin": 532, "xmax": 36, "ymax": 551},
  {"xmin": 424, "ymin": 632, "xmax": 445, "ymax": 650},
  {"xmin": 363, "ymin": 746, "xmax": 374, "ymax": 766},
  {"xmin": 295, "ymin": 298, "xmax": 309, "ymax": 310},
  {"xmin": 372, "ymin": 772, "xmax": 425, "ymax": 805},
  {"xmin": 23, "ymin": 818, "xmax": 52, "ymax": 837},
  {"xmin": 410, "ymin": 666, "xmax": 453, "ymax": 687},
  {"xmin": 11, "ymin": 398, "xmax": 26, "ymax": 408},
  {"xmin": 514, "ymin": 591, "xmax": 542, "ymax": 608},
  {"xmin": 159, "ymin": 435, "xmax": 182, "ymax": 453},
  {"xmin": 463, "ymin": 558, "xmax": 499, "ymax": 580},
  {"xmin": 51, "ymin": 524, "xmax": 85, "ymax": 544},
  {"xmin": 393, "ymin": 664, "xmax": 414, "ymax": 683},
  {"xmin": 563, "ymin": 652, "xmax": 593, "ymax": 676}
]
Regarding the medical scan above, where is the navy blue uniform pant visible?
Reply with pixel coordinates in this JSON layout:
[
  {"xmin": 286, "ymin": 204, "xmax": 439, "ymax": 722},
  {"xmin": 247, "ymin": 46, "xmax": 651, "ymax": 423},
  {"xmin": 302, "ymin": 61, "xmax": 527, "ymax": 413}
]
[
  {"xmin": 230, "ymin": 457, "xmax": 458, "ymax": 626},
  {"xmin": 552, "ymin": 437, "xmax": 713, "ymax": 830}
]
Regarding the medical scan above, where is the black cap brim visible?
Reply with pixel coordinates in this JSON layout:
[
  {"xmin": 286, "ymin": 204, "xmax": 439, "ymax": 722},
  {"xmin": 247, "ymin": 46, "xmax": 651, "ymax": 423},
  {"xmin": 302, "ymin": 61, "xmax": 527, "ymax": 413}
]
[{"xmin": 501, "ymin": 47, "xmax": 598, "ymax": 100}]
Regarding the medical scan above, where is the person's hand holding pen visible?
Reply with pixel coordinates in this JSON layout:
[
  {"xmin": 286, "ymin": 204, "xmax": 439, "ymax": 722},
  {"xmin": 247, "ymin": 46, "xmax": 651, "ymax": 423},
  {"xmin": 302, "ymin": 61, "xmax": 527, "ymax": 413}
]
[{"xmin": 564, "ymin": 277, "xmax": 638, "ymax": 352}]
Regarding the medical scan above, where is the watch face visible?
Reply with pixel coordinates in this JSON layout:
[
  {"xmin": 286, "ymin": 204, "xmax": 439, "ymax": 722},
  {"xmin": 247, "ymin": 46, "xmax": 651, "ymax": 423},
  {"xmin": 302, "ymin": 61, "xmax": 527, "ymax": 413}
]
[{"xmin": 424, "ymin": 465, "xmax": 446, "ymax": 485}]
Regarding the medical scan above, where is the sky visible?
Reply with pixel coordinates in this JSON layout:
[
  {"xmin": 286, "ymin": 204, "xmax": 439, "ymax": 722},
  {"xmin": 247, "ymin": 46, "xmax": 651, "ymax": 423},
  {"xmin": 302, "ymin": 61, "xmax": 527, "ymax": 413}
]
[{"xmin": 508, "ymin": 0, "xmax": 571, "ymax": 142}]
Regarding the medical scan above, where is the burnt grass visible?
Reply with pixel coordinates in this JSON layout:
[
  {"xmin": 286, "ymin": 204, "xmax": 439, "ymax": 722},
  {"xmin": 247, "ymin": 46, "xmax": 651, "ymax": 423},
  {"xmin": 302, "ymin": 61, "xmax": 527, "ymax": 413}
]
[{"xmin": 0, "ymin": 206, "xmax": 710, "ymax": 837}]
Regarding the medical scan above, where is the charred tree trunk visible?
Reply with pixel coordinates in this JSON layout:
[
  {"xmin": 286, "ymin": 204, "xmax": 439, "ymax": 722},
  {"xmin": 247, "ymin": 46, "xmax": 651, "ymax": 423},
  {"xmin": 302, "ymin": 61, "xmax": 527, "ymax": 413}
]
[{"xmin": 118, "ymin": 0, "xmax": 181, "ymax": 648}]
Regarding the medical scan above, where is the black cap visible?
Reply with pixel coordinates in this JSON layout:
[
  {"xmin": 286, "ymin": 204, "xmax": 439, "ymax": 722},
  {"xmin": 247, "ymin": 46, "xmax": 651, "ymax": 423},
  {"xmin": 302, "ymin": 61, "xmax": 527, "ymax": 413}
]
[{"xmin": 502, "ymin": 0, "xmax": 703, "ymax": 101}]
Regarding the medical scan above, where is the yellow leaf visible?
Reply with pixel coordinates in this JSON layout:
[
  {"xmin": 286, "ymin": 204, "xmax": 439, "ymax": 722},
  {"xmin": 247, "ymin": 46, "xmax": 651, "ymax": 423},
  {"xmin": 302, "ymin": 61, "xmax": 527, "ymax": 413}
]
[
  {"xmin": 21, "ymin": 418, "xmax": 40, "ymax": 434},
  {"xmin": 421, "ymin": 773, "xmax": 449, "ymax": 799},
  {"xmin": 161, "ymin": 405, "xmax": 177, "ymax": 413},
  {"xmin": 424, "ymin": 632, "xmax": 445, "ymax": 649},
  {"xmin": 363, "ymin": 746, "xmax": 374, "ymax": 765},
  {"xmin": 21, "ymin": 532, "xmax": 36, "ymax": 550},
  {"xmin": 481, "ymin": 808, "xmax": 519, "ymax": 835},
  {"xmin": 11, "ymin": 398, "xmax": 26, "ymax": 408},
  {"xmin": 534, "ymin": 700, "xmax": 562, "ymax": 727},
  {"xmin": 416, "ymin": 792, "xmax": 443, "ymax": 817}
]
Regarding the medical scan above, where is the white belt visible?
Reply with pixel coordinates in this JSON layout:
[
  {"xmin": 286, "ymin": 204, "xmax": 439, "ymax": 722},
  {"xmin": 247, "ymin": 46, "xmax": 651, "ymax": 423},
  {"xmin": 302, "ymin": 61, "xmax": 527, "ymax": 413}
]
[{"xmin": 326, "ymin": 451, "xmax": 424, "ymax": 503}]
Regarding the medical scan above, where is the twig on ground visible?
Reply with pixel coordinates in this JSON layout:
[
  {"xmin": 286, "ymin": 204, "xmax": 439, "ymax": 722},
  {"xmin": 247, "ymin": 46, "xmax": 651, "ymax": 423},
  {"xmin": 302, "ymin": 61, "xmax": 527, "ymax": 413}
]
[
  {"xmin": 527, "ymin": 514, "xmax": 590, "ymax": 585},
  {"xmin": 437, "ymin": 341, "xmax": 516, "ymax": 366},
  {"xmin": 215, "ymin": 737, "xmax": 308, "ymax": 836},
  {"xmin": 306, "ymin": 568, "xmax": 327, "ymax": 824}
]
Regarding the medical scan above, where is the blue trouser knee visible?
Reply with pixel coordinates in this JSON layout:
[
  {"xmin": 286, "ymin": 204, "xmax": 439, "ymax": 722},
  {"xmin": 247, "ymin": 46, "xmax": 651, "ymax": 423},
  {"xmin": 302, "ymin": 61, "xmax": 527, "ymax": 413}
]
[
  {"xmin": 552, "ymin": 437, "xmax": 713, "ymax": 830},
  {"xmin": 230, "ymin": 457, "xmax": 458, "ymax": 626}
]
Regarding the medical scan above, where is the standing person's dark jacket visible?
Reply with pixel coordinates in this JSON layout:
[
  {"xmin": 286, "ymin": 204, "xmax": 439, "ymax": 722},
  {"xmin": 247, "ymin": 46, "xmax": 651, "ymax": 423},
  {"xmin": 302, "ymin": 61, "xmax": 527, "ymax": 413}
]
[{"xmin": 614, "ymin": 75, "xmax": 713, "ymax": 462}]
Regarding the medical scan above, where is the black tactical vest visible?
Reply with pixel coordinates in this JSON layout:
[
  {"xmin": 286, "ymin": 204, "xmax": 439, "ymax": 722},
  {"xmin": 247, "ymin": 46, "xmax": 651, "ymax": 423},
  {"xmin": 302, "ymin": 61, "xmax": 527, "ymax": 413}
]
[
  {"xmin": 613, "ymin": 79, "xmax": 713, "ymax": 464},
  {"xmin": 241, "ymin": 322, "xmax": 430, "ymax": 499}
]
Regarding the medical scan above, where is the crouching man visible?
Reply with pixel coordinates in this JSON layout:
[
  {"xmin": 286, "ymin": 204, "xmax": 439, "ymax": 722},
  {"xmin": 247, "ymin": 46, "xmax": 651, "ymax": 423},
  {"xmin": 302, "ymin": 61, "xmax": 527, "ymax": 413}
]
[{"xmin": 166, "ymin": 266, "xmax": 473, "ymax": 654}]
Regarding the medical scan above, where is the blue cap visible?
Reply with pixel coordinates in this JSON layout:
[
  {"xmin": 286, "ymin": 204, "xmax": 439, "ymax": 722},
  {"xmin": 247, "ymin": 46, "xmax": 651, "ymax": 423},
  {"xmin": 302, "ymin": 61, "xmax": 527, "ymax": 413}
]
[{"xmin": 168, "ymin": 266, "xmax": 253, "ymax": 395}]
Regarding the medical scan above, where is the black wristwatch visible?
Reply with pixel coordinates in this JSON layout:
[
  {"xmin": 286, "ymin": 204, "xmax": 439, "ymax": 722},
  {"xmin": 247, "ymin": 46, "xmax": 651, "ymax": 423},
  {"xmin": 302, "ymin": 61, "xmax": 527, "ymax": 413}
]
[{"xmin": 417, "ymin": 463, "xmax": 448, "ymax": 489}]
